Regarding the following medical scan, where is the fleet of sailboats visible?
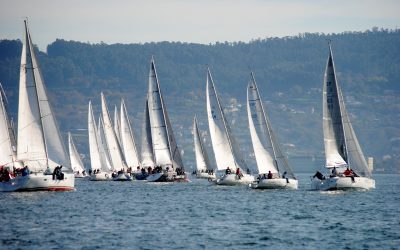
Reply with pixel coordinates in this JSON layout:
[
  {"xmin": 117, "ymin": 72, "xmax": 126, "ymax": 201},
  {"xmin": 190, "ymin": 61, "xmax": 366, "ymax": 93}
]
[
  {"xmin": 311, "ymin": 46, "xmax": 375, "ymax": 191},
  {"xmin": 0, "ymin": 21, "xmax": 376, "ymax": 193}
]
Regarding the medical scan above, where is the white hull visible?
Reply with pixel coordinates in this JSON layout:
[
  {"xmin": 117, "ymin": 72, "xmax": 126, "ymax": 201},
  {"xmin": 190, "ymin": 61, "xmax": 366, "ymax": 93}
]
[
  {"xmin": 0, "ymin": 173, "xmax": 75, "ymax": 192},
  {"xmin": 196, "ymin": 172, "xmax": 216, "ymax": 180},
  {"xmin": 74, "ymin": 172, "xmax": 86, "ymax": 178},
  {"xmin": 250, "ymin": 178, "xmax": 298, "ymax": 189},
  {"xmin": 311, "ymin": 176, "xmax": 375, "ymax": 191},
  {"xmin": 215, "ymin": 173, "xmax": 255, "ymax": 186},
  {"xmin": 90, "ymin": 172, "xmax": 111, "ymax": 181},
  {"xmin": 113, "ymin": 173, "xmax": 132, "ymax": 181}
]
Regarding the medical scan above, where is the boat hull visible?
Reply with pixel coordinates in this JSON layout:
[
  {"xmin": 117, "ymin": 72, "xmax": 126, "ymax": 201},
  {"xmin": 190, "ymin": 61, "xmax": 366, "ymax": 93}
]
[
  {"xmin": 311, "ymin": 176, "xmax": 375, "ymax": 191},
  {"xmin": 250, "ymin": 178, "xmax": 298, "ymax": 189},
  {"xmin": 89, "ymin": 172, "xmax": 111, "ymax": 181},
  {"xmin": 147, "ymin": 172, "xmax": 189, "ymax": 182},
  {"xmin": 196, "ymin": 172, "xmax": 216, "ymax": 180},
  {"xmin": 113, "ymin": 173, "xmax": 132, "ymax": 181},
  {"xmin": 74, "ymin": 173, "xmax": 86, "ymax": 178},
  {"xmin": 215, "ymin": 173, "xmax": 255, "ymax": 185},
  {"xmin": 0, "ymin": 173, "xmax": 75, "ymax": 192}
]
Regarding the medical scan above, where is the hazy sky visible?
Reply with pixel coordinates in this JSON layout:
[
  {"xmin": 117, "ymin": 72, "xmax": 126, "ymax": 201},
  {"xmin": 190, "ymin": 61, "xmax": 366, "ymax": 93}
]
[{"xmin": 0, "ymin": 0, "xmax": 399, "ymax": 50}]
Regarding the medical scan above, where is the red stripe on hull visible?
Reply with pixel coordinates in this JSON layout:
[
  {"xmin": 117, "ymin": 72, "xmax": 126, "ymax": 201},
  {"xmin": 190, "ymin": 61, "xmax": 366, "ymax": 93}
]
[{"xmin": 17, "ymin": 187, "xmax": 75, "ymax": 192}]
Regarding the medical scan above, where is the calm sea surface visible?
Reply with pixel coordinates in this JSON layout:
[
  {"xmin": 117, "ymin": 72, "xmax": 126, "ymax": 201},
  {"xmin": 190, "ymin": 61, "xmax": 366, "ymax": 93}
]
[{"xmin": 0, "ymin": 173, "xmax": 399, "ymax": 250}]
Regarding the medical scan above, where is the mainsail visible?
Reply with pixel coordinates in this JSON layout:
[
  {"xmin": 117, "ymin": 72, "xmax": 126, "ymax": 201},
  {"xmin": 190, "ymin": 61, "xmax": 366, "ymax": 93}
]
[
  {"xmin": 120, "ymin": 99, "xmax": 140, "ymax": 168},
  {"xmin": 206, "ymin": 68, "xmax": 247, "ymax": 171},
  {"xmin": 323, "ymin": 46, "xmax": 371, "ymax": 177},
  {"xmin": 147, "ymin": 57, "xmax": 184, "ymax": 169},
  {"xmin": 193, "ymin": 116, "xmax": 212, "ymax": 172},
  {"xmin": 247, "ymin": 72, "xmax": 295, "ymax": 178},
  {"xmin": 17, "ymin": 20, "xmax": 70, "ymax": 172}
]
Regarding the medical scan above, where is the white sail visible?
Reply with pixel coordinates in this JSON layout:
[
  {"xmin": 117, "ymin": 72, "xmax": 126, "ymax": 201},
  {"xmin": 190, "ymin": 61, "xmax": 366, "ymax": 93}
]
[
  {"xmin": 120, "ymin": 99, "xmax": 140, "ymax": 168},
  {"xmin": 100, "ymin": 93, "xmax": 126, "ymax": 171},
  {"xmin": 324, "ymin": 46, "xmax": 371, "ymax": 177},
  {"xmin": 88, "ymin": 101, "xmax": 103, "ymax": 171},
  {"xmin": 247, "ymin": 73, "xmax": 296, "ymax": 178},
  {"xmin": 114, "ymin": 105, "xmax": 122, "ymax": 145},
  {"xmin": 98, "ymin": 116, "xmax": 112, "ymax": 171},
  {"xmin": 140, "ymin": 99, "xmax": 155, "ymax": 167},
  {"xmin": 68, "ymin": 132, "xmax": 85, "ymax": 173},
  {"xmin": 206, "ymin": 69, "xmax": 246, "ymax": 171},
  {"xmin": 17, "ymin": 21, "xmax": 69, "ymax": 172},
  {"xmin": 193, "ymin": 116, "xmax": 212, "ymax": 172},
  {"xmin": 323, "ymin": 47, "xmax": 348, "ymax": 168},
  {"xmin": 0, "ymin": 84, "xmax": 20, "ymax": 168},
  {"xmin": 147, "ymin": 59, "xmax": 172, "ymax": 166},
  {"xmin": 147, "ymin": 57, "xmax": 184, "ymax": 169},
  {"xmin": 247, "ymin": 76, "xmax": 276, "ymax": 174}
]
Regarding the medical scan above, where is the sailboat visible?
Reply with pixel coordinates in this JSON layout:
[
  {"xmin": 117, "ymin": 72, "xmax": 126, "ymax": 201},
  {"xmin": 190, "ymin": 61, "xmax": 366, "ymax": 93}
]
[
  {"xmin": 88, "ymin": 101, "xmax": 111, "ymax": 181},
  {"xmin": 246, "ymin": 73, "xmax": 298, "ymax": 189},
  {"xmin": 68, "ymin": 132, "xmax": 86, "ymax": 178},
  {"xmin": 0, "ymin": 21, "xmax": 74, "ymax": 192},
  {"xmin": 206, "ymin": 68, "xmax": 254, "ymax": 185},
  {"xmin": 192, "ymin": 116, "xmax": 216, "ymax": 179},
  {"xmin": 311, "ymin": 45, "xmax": 375, "ymax": 191},
  {"xmin": 100, "ymin": 93, "xmax": 131, "ymax": 181},
  {"xmin": 146, "ymin": 57, "xmax": 187, "ymax": 182}
]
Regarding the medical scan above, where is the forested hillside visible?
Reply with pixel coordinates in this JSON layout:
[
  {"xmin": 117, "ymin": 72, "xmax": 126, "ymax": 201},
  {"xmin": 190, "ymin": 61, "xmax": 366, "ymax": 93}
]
[{"xmin": 0, "ymin": 28, "xmax": 399, "ymax": 173}]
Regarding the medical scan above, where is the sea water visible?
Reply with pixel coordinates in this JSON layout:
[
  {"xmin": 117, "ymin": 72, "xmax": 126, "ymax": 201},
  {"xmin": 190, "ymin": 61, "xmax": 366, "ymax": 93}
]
[{"xmin": 0, "ymin": 173, "xmax": 399, "ymax": 249}]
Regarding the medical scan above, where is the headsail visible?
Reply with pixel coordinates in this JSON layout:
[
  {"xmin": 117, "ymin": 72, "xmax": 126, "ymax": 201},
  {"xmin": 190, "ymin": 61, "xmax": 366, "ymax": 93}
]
[{"xmin": 206, "ymin": 68, "xmax": 247, "ymax": 171}]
